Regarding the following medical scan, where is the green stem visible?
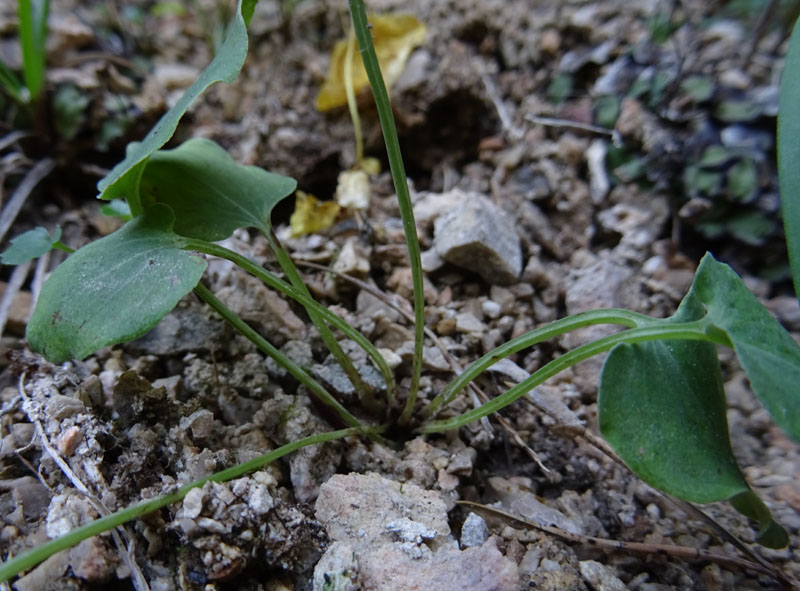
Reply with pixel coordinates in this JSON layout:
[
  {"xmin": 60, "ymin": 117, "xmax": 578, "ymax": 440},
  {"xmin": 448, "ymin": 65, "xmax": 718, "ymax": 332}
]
[
  {"xmin": 349, "ymin": 0, "xmax": 425, "ymax": 425},
  {"xmin": 194, "ymin": 282, "xmax": 364, "ymax": 430},
  {"xmin": 186, "ymin": 239, "xmax": 396, "ymax": 408},
  {"xmin": 422, "ymin": 308, "xmax": 653, "ymax": 420},
  {"xmin": 52, "ymin": 241, "xmax": 74, "ymax": 254},
  {"xmin": 0, "ymin": 427, "xmax": 370, "ymax": 583},
  {"xmin": 266, "ymin": 229, "xmax": 379, "ymax": 412},
  {"xmin": 418, "ymin": 319, "xmax": 727, "ymax": 433}
]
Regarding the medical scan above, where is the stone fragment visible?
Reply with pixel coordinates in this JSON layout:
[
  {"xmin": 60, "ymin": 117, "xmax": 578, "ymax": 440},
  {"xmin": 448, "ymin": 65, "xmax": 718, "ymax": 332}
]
[
  {"xmin": 460, "ymin": 512, "xmax": 490, "ymax": 548},
  {"xmin": 455, "ymin": 312, "xmax": 485, "ymax": 334},
  {"xmin": 217, "ymin": 272, "xmax": 306, "ymax": 345},
  {"xmin": 433, "ymin": 190, "xmax": 522, "ymax": 285},
  {"xmin": 130, "ymin": 304, "xmax": 228, "ymax": 356},
  {"xmin": 395, "ymin": 342, "xmax": 451, "ymax": 372},
  {"xmin": 481, "ymin": 299, "xmax": 502, "ymax": 319},
  {"xmin": 180, "ymin": 409, "xmax": 215, "ymax": 440},
  {"xmin": 0, "ymin": 476, "xmax": 50, "ymax": 522},
  {"xmin": 56, "ymin": 426, "xmax": 83, "ymax": 456},
  {"xmin": 579, "ymin": 560, "xmax": 627, "ymax": 591},
  {"xmin": 68, "ymin": 537, "xmax": 117, "ymax": 582},
  {"xmin": 489, "ymin": 477, "xmax": 582, "ymax": 535},
  {"xmin": 46, "ymin": 394, "xmax": 85, "ymax": 420},
  {"xmin": 11, "ymin": 552, "xmax": 70, "ymax": 591},
  {"xmin": 333, "ymin": 236, "xmax": 371, "ymax": 276},
  {"xmin": 314, "ymin": 473, "xmax": 517, "ymax": 591}
]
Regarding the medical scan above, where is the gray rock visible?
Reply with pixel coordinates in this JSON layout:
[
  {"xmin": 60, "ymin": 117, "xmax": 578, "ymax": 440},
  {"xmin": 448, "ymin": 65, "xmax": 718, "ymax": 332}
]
[
  {"xmin": 68, "ymin": 537, "xmax": 117, "ymax": 582},
  {"xmin": 460, "ymin": 512, "xmax": 490, "ymax": 548},
  {"xmin": 433, "ymin": 191, "xmax": 522, "ymax": 285},
  {"xmin": 46, "ymin": 394, "xmax": 85, "ymax": 420},
  {"xmin": 216, "ymin": 272, "xmax": 306, "ymax": 346},
  {"xmin": 0, "ymin": 476, "xmax": 50, "ymax": 522},
  {"xmin": 314, "ymin": 473, "xmax": 518, "ymax": 591},
  {"xmin": 488, "ymin": 477, "xmax": 582, "ymax": 535},
  {"xmin": 129, "ymin": 304, "xmax": 228, "ymax": 356},
  {"xmin": 265, "ymin": 339, "xmax": 314, "ymax": 378},
  {"xmin": 579, "ymin": 560, "xmax": 627, "ymax": 591}
]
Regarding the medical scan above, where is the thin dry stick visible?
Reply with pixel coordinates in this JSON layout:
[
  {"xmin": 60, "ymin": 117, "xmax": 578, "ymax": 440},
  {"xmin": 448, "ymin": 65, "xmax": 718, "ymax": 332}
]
[
  {"xmin": 29, "ymin": 249, "xmax": 49, "ymax": 313},
  {"xmin": 294, "ymin": 259, "xmax": 552, "ymax": 475},
  {"xmin": 0, "ymin": 261, "xmax": 30, "ymax": 339},
  {"xmin": 479, "ymin": 61, "xmax": 523, "ymax": 141},
  {"xmin": 458, "ymin": 500, "xmax": 796, "ymax": 587},
  {"xmin": 0, "ymin": 158, "xmax": 54, "ymax": 243},
  {"xmin": 525, "ymin": 114, "xmax": 620, "ymax": 141},
  {"xmin": 0, "ymin": 131, "xmax": 31, "ymax": 154},
  {"xmin": 18, "ymin": 374, "xmax": 150, "ymax": 591}
]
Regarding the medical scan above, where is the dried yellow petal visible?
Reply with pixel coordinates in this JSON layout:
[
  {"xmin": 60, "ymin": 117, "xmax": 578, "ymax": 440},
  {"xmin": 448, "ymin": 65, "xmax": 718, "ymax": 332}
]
[
  {"xmin": 316, "ymin": 14, "xmax": 427, "ymax": 112},
  {"xmin": 289, "ymin": 191, "xmax": 341, "ymax": 237}
]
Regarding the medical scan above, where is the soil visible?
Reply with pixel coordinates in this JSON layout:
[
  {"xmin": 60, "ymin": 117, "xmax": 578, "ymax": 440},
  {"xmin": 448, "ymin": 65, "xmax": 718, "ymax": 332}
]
[{"xmin": 0, "ymin": 0, "xmax": 799, "ymax": 590}]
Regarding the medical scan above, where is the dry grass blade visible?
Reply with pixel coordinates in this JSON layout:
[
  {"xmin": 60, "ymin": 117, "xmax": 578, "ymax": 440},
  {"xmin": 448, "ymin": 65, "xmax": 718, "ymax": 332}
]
[{"xmin": 0, "ymin": 158, "xmax": 53, "ymax": 243}]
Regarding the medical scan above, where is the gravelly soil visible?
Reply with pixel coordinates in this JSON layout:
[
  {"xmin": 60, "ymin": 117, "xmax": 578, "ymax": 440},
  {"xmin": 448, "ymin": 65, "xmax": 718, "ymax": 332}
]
[{"xmin": 0, "ymin": 0, "xmax": 798, "ymax": 589}]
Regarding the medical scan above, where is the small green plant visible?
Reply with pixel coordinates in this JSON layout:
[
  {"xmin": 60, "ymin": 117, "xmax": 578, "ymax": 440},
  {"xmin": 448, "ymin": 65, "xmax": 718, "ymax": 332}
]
[
  {"xmin": 0, "ymin": 0, "xmax": 49, "ymax": 108},
  {"xmin": 1, "ymin": 0, "xmax": 799, "ymax": 582}
]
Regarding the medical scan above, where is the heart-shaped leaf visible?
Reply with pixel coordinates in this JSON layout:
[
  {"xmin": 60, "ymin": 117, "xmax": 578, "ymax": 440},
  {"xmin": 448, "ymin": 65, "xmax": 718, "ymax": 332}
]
[
  {"xmin": 1, "ymin": 226, "xmax": 61, "ymax": 265},
  {"xmin": 96, "ymin": 0, "xmax": 248, "ymax": 214},
  {"xmin": 779, "ymin": 17, "xmax": 800, "ymax": 302},
  {"xmin": 139, "ymin": 138, "xmax": 296, "ymax": 241},
  {"xmin": 599, "ymin": 337, "xmax": 747, "ymax": 502},
  {"xmin": 27, "ymin": 204, "xmax": 206, "ymax": 363},
  {"xmin": 599, "ymin": 252, "xmax": 795, "ymax": 547},
  {"xmin": 689, "ymin": 253, "xmax": 800, "ymax": 442}
]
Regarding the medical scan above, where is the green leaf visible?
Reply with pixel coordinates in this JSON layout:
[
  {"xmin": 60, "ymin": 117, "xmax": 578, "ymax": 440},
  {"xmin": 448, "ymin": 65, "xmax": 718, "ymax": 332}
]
[
  {"xmin": 96, "ymin": 0, "xmax": 249, "ymax": 214},
  {"xmin": 599, "ymin": 252, "xmax": 796, "ymax": 547},
  {"xmin": 100, "ymin": 199, "xmax": 132, "ymax": 221},
  {"xmin": 139, "ymin": 138, "xmax": 297, "ymax": 241},
  {"xmin": 594, "ymin": 95, "xmax": 619, "ymax": 129},
  {"xmin": 0, "ymin": 59, "xmax": 26, "ymax": 105},
  {"xmin": 726, "ymin": 157, "xmax": 758, "ymax": 202},
  {"xmin": 680, "ymin": 75, "xmax": 713, "ymax": 102},
  {"xmin": 778, "ymin": 15, "xmax": 800, "ymax": 302},
  {"xmin": 599, "ymin": 336, "xmax": 748, "ymax": 504},
  {"xmin": 730, "ymin": 491, "xmax": 790, "ymax": 549},
  {"xmin": 1, "ymin": 226, "xmax": 61, "ymax": 265},
  {"xmin": 697, "ymin": 145, "xmax": 733, "ymax": 168},
  {"xmin": 27, "ymin": 204, "xmax": 206, "ymax": 363},
  {"xmin": 725, "ymin": 211, "xmax": 774, "ymax": 245},
  {"xmin": 689, "ymin": 253, "xmax": 800, "ymax": 443},
  {"xmin": 547, "ymin": 73, "xmax": 572, "ymax": 104},
  {"xmin": 714, "ymin": 100, "xmax": 762, "ymax": 123}
]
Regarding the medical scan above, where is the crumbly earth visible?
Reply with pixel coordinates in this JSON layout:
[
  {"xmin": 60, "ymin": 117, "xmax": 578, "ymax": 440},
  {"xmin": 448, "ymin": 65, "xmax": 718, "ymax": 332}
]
[{"xmin": 0, "ymin": 0, "xmax": 799, "ymax": 590}]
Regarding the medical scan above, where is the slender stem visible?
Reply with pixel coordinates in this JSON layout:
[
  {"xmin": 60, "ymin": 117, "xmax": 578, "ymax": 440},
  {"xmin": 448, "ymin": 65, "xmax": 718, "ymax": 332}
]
[
  {"xmin": 344, "ymin": 28, "xmax": 364, "ymax": 164},
  {"xmin": 185, "ymin": 239, "xmax": 396, "ymax": 407},
  {"xmin": 194, "ymin": 282, "xmax": 364, "ymax": 430},
  {"xmin": 422, "ymin": 308, "xmax": 653, "ymax": 420},
  {"xmin": 349, "ymin": 0, "xmax": 425, "ymax": 425},
  {"xmin": 52, "ymin": 241, "xmax": 74, "ymax": 254},
  {"xmin": 266, "ymin": 229, "xmax": 379, "ymax": 412},
  {"xmin": 0, "ymin": 427, "xmax": 371, "ymax": 583},
  {"xmin": 418, "ymin": 319, "xmax": 725, "ymax": 433}
]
